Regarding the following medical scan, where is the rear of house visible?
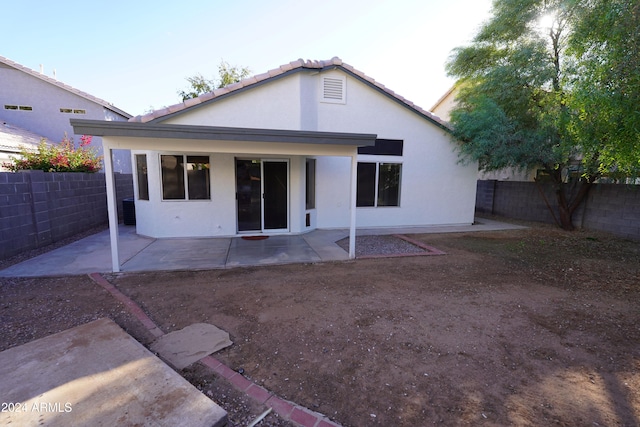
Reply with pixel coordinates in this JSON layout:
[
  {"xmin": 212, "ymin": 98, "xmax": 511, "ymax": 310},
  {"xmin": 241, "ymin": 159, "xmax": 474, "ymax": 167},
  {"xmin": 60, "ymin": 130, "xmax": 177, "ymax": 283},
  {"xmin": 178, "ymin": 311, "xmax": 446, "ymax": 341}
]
[{"xmin": 73, "ymin": 58, "xmax": 477, "ymax": 239}]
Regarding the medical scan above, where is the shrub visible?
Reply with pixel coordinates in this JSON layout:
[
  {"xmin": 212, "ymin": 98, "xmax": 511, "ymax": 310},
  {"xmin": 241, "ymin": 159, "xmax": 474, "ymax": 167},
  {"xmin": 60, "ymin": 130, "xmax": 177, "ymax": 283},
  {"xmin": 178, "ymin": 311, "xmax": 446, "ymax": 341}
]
[{"xmin": 3, "ymin": 134, "xmax": 102, "ymax": 173}]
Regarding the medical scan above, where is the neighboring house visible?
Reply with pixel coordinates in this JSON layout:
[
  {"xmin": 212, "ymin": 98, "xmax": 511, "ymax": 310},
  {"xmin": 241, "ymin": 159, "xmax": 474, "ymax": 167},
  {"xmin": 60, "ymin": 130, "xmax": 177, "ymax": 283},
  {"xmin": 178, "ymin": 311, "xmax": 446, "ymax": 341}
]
[
  {"xmin": 72, "ymin": 57, "xmax": 478, "ymax": 270},
  {"xmin": 430, "ymin": 84, "xmax": 536, "ymax": 181},
  {"xmin": 430, "ymin": 85, "xmax": 458, "ymax": 123},
  {"xmin": 0, "ymin": 121, "xmax": 44, "ymax": 171},
  {"xmin": 0, "ymin": 55, "xmax": 132, "ymax": 173}
]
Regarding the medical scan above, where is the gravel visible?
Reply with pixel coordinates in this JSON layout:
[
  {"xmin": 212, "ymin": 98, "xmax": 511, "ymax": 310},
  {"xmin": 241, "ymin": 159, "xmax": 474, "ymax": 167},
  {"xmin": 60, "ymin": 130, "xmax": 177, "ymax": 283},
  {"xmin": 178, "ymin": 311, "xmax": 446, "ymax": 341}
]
[
  {"xmin": 181, "ymin": 364, "xmax": 295, "ymax": 427},
  {"xmin": 336, "ymin": 234, "xmax": 427, "ymax": 257}
]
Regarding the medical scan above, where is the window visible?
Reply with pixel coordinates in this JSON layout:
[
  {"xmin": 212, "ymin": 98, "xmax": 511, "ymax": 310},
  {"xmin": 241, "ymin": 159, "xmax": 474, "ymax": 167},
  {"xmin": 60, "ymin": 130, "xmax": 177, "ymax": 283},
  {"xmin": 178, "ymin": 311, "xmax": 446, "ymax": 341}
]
[
  {"xmin": 305, "ymin": 158, "xmax": 316, "ymax": 209},
  {"xmin": 4, "ymin": 105, "xmax": 32, "ymax": 111},
  {"xmin": 161, "ymin": 154, "xmax": 210, "ymax": 200},
  {"xmin": 136, "ymin": 154, "xmax": 149, "ymax": 200},
  {"xmin": 377, "ymin": 163, "xmax": 401, "ymax": 206},
  {"xmin": 356, "ymin": 163, "xmax": 376, "ymax": 207},
  {"xmin": 356, "ymin": 162, "xmax": 401, "ymax": 207},
  {"xmin": 358, "ymin": 139, "xmax": 403, "ymax": 156},
  {"xmin": 60, "ymin": 108, "xmax": 86, "ymax": 114},
  {"xmin": 186, "ymin": 156, "xmax": 210, "ymax": 200}
]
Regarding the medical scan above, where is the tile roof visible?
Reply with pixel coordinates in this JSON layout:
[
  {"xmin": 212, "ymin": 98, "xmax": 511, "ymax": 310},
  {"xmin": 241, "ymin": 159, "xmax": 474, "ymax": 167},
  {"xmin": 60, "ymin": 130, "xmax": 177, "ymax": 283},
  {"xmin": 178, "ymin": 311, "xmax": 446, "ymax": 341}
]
[
  {"xmin": 0, "ymin": 121, "xmax": 45, "ymax": 152},
  {"xmin": 0, "ymin": 55, "xmax": 131, "ymax": 119},
  {"xmin": 130, "ymin": 57, "xmax": 449, "ymax": 129}
]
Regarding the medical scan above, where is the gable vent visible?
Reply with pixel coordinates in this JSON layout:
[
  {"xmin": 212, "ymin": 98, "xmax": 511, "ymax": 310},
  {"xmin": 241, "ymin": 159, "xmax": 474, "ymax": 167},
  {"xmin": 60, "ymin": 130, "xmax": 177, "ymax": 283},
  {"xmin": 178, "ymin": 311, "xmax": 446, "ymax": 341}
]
[{"xmin": 322, "ymin": 76, "xmax": 346, "ymax": 104}]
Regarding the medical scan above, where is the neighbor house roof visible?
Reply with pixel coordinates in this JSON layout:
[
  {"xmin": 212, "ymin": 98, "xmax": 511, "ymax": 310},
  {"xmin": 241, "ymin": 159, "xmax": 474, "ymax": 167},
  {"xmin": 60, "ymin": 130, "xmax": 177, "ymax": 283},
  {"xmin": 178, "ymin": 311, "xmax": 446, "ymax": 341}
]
[
  {"xmin": 0, "ymin": 121, "xmax": 45, "ymax": 153},
  {"xmin": 131, "ymin": 57, "xmax": 450, "ymax": 130},
  {"xmin": 0, "ymin": 55, "xmax": 132, "ymax": 119}
]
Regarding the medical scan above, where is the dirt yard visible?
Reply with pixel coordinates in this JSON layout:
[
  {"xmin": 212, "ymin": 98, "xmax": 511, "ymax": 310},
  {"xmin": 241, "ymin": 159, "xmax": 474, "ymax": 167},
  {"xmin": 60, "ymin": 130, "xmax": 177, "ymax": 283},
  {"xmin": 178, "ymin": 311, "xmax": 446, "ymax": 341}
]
[{"xmin": 2, "ymin": 221, "xmax": 639, "ymax": 426}]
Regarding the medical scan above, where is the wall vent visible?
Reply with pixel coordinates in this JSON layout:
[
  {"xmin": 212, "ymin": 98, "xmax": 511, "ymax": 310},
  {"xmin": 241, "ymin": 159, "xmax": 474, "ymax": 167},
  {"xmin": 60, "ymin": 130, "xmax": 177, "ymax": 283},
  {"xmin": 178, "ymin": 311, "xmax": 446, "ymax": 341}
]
[{"xmin": 322, "ymin": 76, "xmax": 346, "ymax": 104}]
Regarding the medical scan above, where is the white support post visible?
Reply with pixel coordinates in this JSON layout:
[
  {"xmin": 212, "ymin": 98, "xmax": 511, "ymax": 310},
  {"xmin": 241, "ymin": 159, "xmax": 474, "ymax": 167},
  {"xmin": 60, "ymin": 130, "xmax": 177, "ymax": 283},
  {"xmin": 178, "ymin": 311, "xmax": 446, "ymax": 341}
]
[
  {"xmin": 103, "ymin": 143, "xmax": 121, "ymax": 272},
  {"xmin": 349, "ymin": 152, "xmax": 358, "ymax": 259}
]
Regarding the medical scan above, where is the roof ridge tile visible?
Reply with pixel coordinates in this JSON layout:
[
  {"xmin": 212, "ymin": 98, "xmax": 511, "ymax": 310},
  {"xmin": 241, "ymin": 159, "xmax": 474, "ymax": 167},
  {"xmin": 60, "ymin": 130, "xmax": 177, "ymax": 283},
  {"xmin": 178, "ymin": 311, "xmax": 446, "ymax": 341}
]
[
  {"xmin": 242, "ymin": 76, "xmax": 257, "ymax": 85},
  {"xmin": 128, "ymin": 57, "xmax": 448, "ymax": 128},
  {"xmin": 183, "ymin": 97, "xmax": 202, "ymax": 108},
  {"xmin": 254, "ymin": 72, "xmax": 271, "ymax": 82},
  {"xmin": 225, "ymin": 81, "xmax": 244, "ymax": 91}
]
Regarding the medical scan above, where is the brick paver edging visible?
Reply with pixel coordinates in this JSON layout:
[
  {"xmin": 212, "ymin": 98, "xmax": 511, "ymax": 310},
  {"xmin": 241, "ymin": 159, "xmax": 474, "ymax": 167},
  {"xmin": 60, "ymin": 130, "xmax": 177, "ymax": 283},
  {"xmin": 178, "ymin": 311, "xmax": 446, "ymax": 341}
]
[{"xmin": 88, "ymin": 272, "xmax": 341, "ymax": 427}]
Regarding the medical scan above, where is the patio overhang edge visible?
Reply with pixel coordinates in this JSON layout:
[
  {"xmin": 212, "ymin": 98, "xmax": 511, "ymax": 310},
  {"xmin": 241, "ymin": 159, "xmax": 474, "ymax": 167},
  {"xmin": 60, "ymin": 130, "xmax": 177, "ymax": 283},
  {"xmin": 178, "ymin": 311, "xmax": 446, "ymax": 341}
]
[{"xmin": 70, "ymin": 119, "xmax": 377, "ymax": 147}]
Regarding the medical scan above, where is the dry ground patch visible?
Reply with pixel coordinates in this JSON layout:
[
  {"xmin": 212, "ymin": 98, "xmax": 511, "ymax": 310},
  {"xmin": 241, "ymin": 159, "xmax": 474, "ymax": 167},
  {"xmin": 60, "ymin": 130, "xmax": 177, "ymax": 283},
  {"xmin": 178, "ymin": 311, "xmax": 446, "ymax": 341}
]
[{"xmin": 2, "ymin": 223, "xmax": 639, "ymax": 426}]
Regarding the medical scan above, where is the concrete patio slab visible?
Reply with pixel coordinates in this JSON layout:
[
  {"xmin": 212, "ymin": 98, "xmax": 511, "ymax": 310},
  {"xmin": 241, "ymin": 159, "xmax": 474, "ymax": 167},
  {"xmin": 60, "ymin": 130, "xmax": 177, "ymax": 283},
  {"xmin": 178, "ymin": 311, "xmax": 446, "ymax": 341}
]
[
  {"xmin": 0, "ymin": 218, "xmax": 526, "ymax": 277},
  {"xmin": 0, "ymin": 318, "xmax": 227, "ymax": 427},
  {"xmin": 226, "ymin": 235, "xmax": 322, "ymax": 266},
  {"xmin": 122, "ymin": 237, "xmax": 231, "ymax": 272},
  {"xmin": 0, "ymin": 226, "xmax": 153, "ymax": 277},
  {"xmin": 150, "ymin": 323, "xmax": 233, "ymax": 370}
]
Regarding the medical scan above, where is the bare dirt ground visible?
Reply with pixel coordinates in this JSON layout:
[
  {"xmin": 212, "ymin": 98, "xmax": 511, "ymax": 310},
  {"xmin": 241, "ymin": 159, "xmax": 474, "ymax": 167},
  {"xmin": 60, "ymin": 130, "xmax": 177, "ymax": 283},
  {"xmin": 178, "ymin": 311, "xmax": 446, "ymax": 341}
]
[{"xmin": 2, "ymin": 220, "xmax": 639, "ymax": 426}]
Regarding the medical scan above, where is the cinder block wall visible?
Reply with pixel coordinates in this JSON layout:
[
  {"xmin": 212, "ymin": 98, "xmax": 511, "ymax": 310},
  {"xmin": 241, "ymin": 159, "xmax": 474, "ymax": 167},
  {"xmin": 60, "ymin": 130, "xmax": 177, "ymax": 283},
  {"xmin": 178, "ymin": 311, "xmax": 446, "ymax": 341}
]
[
  {"xmin": 581, "ymin": 184, "xmax": 640, "ymax": 240},
  {"xmin": 476, "ymin": 180, "xmax": 640, "ymax": 240},
  {"xmin": 475, "ymin": 180, "xmax": 496, "ymax": 214},
  {"xmin": 0, "ymin": 171, "xmax": 133, "ymax": 259}
]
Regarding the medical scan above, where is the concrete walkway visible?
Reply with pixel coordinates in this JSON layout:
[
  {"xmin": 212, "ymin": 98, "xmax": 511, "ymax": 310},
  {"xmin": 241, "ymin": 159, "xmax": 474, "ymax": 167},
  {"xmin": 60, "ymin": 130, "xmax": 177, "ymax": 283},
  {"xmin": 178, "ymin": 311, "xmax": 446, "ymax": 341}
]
[
  {"xmin": 0, "ymin": 218, "xmax": 525, "ymax": 277},
  {"xmin": 0, "ymin": 318, "xmax": 227, "ymax": 427}
]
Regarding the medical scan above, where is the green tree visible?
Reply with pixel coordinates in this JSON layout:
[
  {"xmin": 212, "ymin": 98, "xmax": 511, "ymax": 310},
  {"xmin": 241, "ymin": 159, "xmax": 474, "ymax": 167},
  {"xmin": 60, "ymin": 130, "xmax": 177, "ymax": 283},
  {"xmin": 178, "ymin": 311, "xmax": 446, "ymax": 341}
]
[
  {"xmin": 568, "ymin": 0, "xmax": 640, "ymax": 180},
  {"xmin": 446, "ymin": 0, "xmax": 638, "ymax": 230},
  {"xmin": 178, "ymin": 60, "xmax": 251, "ymax": 101}
]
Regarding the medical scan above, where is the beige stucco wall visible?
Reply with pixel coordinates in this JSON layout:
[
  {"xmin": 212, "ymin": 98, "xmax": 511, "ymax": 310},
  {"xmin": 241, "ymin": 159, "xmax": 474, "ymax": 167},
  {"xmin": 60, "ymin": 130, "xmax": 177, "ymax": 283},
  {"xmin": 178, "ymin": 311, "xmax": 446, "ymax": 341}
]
[{"xmin": 430, "ymin": 88, "xmax": 458, "ymax": 122}]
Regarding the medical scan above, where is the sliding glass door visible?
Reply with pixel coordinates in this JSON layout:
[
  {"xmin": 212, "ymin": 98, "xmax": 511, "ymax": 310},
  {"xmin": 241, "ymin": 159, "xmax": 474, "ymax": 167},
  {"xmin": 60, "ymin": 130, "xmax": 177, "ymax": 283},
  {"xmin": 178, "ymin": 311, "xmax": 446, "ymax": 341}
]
[{"xmin": 235, "ymin": 159, "xmax": 288, "ymax": 232}]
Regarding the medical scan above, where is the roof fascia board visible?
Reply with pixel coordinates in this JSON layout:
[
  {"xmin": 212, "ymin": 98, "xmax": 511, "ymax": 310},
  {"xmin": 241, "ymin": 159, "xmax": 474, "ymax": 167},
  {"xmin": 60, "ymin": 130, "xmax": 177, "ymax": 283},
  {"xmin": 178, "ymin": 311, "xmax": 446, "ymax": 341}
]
[{"xmin": 70, "ymin": 119, "xmax": 376, "ymax": 147}]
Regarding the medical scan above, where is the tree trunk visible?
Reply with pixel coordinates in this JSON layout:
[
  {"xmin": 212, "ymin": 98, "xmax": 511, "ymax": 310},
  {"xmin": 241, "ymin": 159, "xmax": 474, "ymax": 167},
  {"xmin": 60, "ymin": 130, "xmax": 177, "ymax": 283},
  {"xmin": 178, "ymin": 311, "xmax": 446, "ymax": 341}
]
[
  {"xmin": 554, "ymin": 179, "xmax": 594, "ymax": 231},
  {"xmin": 542, "ymin": 168, "xmax": 594, "ymax": 231},
  {"xmin": 555, "ymin": 186, "xmax": 575, "ymax": 230}
]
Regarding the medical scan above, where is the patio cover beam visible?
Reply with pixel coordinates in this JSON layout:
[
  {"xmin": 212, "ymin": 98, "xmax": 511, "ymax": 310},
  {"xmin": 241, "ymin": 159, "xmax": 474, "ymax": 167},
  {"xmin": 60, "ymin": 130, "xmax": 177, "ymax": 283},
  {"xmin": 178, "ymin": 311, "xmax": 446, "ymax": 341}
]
[
  {"xmin": 102, "ymin": 143, "xmax": 121, "ymax": 272},
  {"xmin": 71, "ymin": 120, "xmax": 376, "ymax": 147}
]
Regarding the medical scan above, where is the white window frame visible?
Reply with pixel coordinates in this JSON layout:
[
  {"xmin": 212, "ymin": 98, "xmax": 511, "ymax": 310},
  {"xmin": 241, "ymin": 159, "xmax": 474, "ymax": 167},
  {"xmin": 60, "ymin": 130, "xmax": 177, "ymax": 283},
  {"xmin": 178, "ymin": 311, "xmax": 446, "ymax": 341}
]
[
  {"xmin": 159, "ymin": 153, "xmax": 211, "ymax": 201},
  {"xmin": 356, "ymin": 161, "xmax": 402, "ymax": 208}
]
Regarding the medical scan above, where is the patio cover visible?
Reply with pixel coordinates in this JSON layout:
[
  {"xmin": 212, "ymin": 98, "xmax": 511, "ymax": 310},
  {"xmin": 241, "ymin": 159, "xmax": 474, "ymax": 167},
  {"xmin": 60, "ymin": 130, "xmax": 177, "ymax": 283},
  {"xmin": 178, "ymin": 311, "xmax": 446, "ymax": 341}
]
[{"xmin": 71, "ymin": 119, "xmax": 376, "ymax": 272}]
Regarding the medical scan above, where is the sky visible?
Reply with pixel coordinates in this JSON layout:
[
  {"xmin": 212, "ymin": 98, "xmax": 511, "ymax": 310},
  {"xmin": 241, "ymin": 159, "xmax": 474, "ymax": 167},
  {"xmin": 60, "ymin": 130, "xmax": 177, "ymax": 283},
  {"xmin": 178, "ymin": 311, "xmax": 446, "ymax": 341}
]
[{"xmin": 2, "ymin": 0, "xmax": 493, "ymax": 117}]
